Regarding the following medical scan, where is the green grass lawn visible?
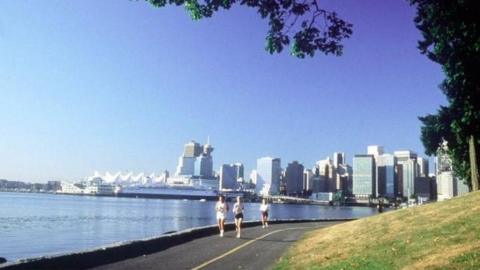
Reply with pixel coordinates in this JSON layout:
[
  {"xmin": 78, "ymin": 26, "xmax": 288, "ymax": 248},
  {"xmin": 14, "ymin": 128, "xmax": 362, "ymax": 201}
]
[{"xmin": 275, "ymin": 191, "xmax": 480, "ymax": 270}]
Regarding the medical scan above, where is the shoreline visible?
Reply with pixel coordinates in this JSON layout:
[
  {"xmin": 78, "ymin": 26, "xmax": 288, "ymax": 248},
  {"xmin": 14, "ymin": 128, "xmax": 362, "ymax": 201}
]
[{"xmin": 0, "ymin": 218, "xmax": 356, "ymax": 270}]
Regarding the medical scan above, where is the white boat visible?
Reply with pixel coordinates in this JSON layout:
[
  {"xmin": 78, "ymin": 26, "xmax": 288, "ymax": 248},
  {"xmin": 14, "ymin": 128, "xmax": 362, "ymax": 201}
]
[{"xmin": 118, "ymin": 185, "xmax": 218, "ymax": 200}]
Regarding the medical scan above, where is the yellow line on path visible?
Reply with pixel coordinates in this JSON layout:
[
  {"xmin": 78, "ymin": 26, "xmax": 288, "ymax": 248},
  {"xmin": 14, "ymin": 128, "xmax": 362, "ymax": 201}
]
[{"xmin": 191, "ymin": 226, "xmax": 316, "ymax": 270}]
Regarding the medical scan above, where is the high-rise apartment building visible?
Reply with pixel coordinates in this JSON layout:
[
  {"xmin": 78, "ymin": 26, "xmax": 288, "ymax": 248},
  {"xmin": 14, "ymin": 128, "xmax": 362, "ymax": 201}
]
[
  {"xmin": 352, "ymin": 155, "xmax": 376, "ymax": 198},
  {"xmin": 256, "ymin": 157, "xmax": 282, "ymax": 196}
]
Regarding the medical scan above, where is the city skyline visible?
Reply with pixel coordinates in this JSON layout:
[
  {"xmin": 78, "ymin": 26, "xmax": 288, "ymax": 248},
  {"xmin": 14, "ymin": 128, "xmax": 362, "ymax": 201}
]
[{"xmin": 0, "ymin": 1, "xmax": 444, "ymax": 181}]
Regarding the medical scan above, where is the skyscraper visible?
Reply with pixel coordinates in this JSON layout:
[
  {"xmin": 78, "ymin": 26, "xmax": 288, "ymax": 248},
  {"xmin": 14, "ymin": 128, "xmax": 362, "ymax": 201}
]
[
  {"xmin": 219, "ymin": 164, "xmax": 237, "ymax": 190},
  {"xmin": 256, "ymin": 157, "xmax": 282, "ymax": 196},
  {"xmin": 352, "ymin": 155, "xmax": 376, "ymax": 198},
  {"xmin": 417, "ymin": 157, "xmax": 429, "ymax": 177},
  {"xmin": 376, "ymin": 154, "xmax": 396, "ymax": 198},
  {"xmin": 394, "ymin": 150, "xmax": 417, "ymax": 198},
  {"xmin": 315, "ymin": 157, "xmax": 337, "ymax": 192},
  {"xmin": 333, "ymin": 152, "xmax": 345, "ymax": 167},
  {"xmin": 183, "ymin": 141, "xmax": 203, "ymax": 158},
  {"xmin": 285, "ymin": 161, "xmax": 304, "ymax": 196},
  {"xmin": 233, "ymin": 163, "xmax": 244, "ymax": 180},
  {"xmin": 175, "ymin": 140, "xmax": 215, "ymax": 179},
  {"xmin": 303, "ymin": 169, "xmax": 314, "ymax": 193},
  {"xmin": 367, "ymin": 145, "xmax": 384, "ymax": 157}
]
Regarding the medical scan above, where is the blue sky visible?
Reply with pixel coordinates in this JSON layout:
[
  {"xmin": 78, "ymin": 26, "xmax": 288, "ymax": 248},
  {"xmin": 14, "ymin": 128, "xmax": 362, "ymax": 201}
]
[{"xmin": 0, "ymin": 0, "xmax": 445, "ymax": 182}]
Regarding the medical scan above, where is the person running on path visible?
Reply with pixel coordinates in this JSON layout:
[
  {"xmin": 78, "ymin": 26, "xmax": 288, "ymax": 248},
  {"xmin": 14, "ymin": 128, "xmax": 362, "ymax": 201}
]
[
  {"xmin": 233, "ymin": 196, "xmax": 244, "ymax": 238},
  {"xmin": 215, "ymin": 195, "xmax": 228, "ymax": 237},
  {"xmin": 260, "ymin": 198, "xmax": 269, "ymax": 228}
]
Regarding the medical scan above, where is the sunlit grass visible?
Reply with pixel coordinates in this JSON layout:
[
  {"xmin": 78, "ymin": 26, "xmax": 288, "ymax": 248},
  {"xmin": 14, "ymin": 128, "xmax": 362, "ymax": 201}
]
[{"xmin": 275, "ymin": 191, "xmax": 480, "ymax": 270}]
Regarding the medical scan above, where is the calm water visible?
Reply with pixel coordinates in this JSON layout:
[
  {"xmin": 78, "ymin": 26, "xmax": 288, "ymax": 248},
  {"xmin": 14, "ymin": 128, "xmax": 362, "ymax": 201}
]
[{"xmin": 0, "ymin": 192, "xmax": 377, "ymax": 262}]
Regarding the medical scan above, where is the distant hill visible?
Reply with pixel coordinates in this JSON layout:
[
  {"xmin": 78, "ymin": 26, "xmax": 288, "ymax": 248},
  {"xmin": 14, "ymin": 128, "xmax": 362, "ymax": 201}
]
[{"xmin": 276, "ymin": 191, "xmax": 480, "ymax": 270}]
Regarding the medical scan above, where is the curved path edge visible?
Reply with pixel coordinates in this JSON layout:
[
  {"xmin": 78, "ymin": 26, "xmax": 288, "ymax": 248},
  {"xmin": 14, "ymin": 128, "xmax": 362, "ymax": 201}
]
[{"xmin": 0, "ymin": 218, "xmax": 356, "ymax": 270}]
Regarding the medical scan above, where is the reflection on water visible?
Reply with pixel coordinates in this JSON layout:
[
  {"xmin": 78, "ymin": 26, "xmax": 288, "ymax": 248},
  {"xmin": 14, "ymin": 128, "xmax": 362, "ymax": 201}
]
[{"xmin": 0, "ymin": 192, "xmax": 377, "ymax": 261}]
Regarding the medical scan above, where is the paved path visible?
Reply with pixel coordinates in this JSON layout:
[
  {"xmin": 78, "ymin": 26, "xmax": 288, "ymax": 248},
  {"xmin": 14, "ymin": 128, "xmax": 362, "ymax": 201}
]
[{"xmin": 90, "ymin": 221, "xmax": 343, "ymax": 270}]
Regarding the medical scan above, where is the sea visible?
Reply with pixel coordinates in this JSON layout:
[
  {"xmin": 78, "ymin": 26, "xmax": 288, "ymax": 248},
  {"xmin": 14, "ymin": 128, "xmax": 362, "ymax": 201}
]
[{"xmin": 0, "ymin": 192, "xmax": 378, "ymax": 262}]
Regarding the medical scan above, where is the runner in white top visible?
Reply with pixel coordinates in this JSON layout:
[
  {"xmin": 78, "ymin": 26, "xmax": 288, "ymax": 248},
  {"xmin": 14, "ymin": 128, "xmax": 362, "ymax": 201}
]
[
  {"xmin": 260, "ymin": 199, "xmax": 269, "ymax": 228},
  {"xmin": 233, "ymin": 196, "xmax": 244, "ymax": 238},
  {"xmin": 215, "ymin": 195, "xmax": 228, "ymax": 237}
]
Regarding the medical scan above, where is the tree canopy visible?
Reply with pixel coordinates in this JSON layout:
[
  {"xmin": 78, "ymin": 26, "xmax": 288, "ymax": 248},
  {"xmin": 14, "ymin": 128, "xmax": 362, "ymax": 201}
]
[
  {"xmin": 146, "ymin": 0, "xmax": 353, "ymax": 58},
  {"xmin": 412, "ymin": 0, "xmax": 480, "ymax": 189}
]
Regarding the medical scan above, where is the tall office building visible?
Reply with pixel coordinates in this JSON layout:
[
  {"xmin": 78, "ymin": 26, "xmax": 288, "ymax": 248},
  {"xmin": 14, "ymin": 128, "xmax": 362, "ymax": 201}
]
[
  {"xmin": 417, "ymin": 157, "xmax": 429, "ymax": 177},
  {"xmin": 249, "ymin": 169, "xmax": 258, "ymax": 185},
  {"xmin": 394, "ymin": 150, "xmax": 417, "ymax": 162},
  {"xmin": 394, "ymin": 150, "xmax": 417, "ymax": 198},
  {"xmin": 303, "ymin": 169, "xmax": 314, "ymax": 192},
  {"xmin": 256, "ymin": 157, "xmax": 282, "ymax": 196},
  {"xmin": 175, "ymin": 140, "xmax": 215, "ymax": 179},
  {"xmin": 333, "ymin": 152, "xmax": 345, "ymax": 167},
  {"xmin": 336, "ymin": 164, "xmax": 353, "ymax": 194},
  {"xmin": 219, "ymin": 162, "xmax": 244, "ymax": 190},
  {"xmin": 219, "ymin": 164, "xmax": 237, "ymax": 190},
  {"xmin": 183, "ymin": 141, "xmax": 203, "ymax": 158},
  {"xmin": 352, "ymin": 155, "xmax": 376, "ymax": 198},
  {"xmin": 367, "ymin": 145, "xmax": 384, "ymax": 157},
  {"xmin": 233, "ymin": 163, "xmax": 244, "ymax": 180},
  {"xmin": 285, "ymin": 161, "xmax": 304, "ymax": 195},
  {"xmin": 175, "ymin": 157, "xmax": 196, "ymax": 176},
  {"xmin": 376, "ymin": 154, "xmax": 396, "ymax": 198},
  {"xmin": 315, "ymin": 157, "xmax": 337, "ymax": 192}
]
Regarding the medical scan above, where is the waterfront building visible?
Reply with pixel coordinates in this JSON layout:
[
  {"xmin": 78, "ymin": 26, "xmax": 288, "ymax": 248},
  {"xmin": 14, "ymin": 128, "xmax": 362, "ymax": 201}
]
[
  {"xmin": 233, "ymin": 163, "xmax": 244, "ymax": 180},
  {"xmin": 352, "ymin": 155, "xmax": 376, "ymax": 198},
  {"xmin": 219, "ymin": 164, "xmax": 237, "ymax": 190},
  {"xmin": 249, "ymin": 169, "xmax": 258, "ymax": 185},
  {"xmin": 285, "ymin": 161, "xmax": 304, "ymax": 196},
  {"xmin": 256, "ymin": 157, "xmax": 282, "ymax": 196},
  {"xmin": 333, "ymin": 152, "xmax": 345, "ymax": 167},
  {"xmin": 175, "ymin": 140, "xmax": 215, "ymax": 179},
  {"xmin": 417, "ymin": 157, "xmax": 429, "ymax": 177},
  {"xmin": 367, "ymin": 145, "xmax": 384, "ymax": 157},
  {"xmin": 336, "ymin": 163, "xmax": 353, "ymax": 195},
  {"xmin": 376, "ymin": 154, "xmax": 396, "ymax": 198},
  {"xmin": 315, "ymin": 157, "xmax": 337, "ymax": 192},
  {"xmin": 176, "ymin": 157, "xmax": 196, "ymax": 176},
  {"xmin": 414, "ymin": 176, "xmax": 433, "ymax": 199},
  {"xmin": 394, "ymin": 150, "xmax": 418, "ymax": 198},
  {"xmin": 183, "ymin": 141, "xmax": 203, "ymax": 157},
  {"xmin": 303, "ymin": 169, "xmax": 314, "ymax": 193}
]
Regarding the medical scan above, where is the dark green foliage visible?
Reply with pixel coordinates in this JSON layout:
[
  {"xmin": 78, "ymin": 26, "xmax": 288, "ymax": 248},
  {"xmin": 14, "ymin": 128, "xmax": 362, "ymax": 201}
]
[
  {"xmin": 412, "ymin": 0, "xmax": 480, "ymax": 188},
  {"xmin": 146, "ymin": 0, "xmax": 353, "ymax": 58}
]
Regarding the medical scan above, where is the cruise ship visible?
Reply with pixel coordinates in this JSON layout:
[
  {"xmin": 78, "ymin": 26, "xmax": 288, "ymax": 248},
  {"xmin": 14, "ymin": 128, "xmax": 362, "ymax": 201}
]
[
  {"xmin": 118, "ymin": 185, "xmax": 218, "ymax": 200},
  {"xmin": 87, "ymin": 139, "xmax": 223, "ymax": 200}
]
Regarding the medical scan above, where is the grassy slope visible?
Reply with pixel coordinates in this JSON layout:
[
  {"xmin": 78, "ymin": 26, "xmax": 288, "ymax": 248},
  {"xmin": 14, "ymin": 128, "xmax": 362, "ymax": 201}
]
[{"xmin": 276, "ymin": 191, "xmax": 480, "ymax": 270}]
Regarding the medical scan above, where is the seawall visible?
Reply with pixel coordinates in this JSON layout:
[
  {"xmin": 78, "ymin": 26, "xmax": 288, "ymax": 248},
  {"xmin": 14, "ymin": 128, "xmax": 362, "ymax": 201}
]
[{"xmin": 0, "ymin": 218, "xmax": 355, "ymax": 270}]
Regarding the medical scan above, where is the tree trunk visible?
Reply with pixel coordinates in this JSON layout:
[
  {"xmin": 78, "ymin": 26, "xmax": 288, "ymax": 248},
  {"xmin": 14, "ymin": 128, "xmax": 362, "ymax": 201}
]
[{"xmin": 469, "ymin": 134, "xmax": 479, "ymax": 191}]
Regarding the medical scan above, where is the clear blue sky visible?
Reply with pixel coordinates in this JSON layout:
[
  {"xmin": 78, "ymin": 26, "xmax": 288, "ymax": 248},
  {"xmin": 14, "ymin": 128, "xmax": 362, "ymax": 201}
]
[{"xmin": 0, "ymin": 0, "xmax": 445, "ymax": 182}]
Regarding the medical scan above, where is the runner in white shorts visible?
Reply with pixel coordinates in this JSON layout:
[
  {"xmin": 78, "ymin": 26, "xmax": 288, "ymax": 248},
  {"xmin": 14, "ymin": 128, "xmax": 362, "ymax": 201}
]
[{"xmin": 215, "ymin": 195, "xmax": 228, "ymax": 237}]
